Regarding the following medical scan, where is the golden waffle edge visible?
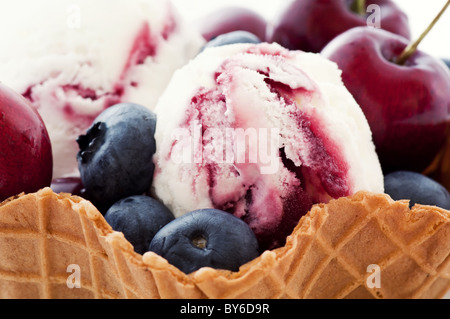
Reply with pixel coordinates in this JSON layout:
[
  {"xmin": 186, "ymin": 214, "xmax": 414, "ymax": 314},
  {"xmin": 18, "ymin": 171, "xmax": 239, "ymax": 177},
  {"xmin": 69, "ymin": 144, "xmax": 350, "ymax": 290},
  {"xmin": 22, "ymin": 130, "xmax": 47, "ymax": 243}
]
[{"xmin": 0, "ymin": 187, "xmax": 448, "ymax": 299}]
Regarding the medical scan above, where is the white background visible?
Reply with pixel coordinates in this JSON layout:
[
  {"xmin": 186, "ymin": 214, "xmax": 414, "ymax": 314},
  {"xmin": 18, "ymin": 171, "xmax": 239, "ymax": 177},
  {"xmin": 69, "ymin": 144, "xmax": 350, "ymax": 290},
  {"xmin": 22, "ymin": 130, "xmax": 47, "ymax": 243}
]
[{"xmin": 172, "ymin": 0, "xmax": 450, "ymax": 59}]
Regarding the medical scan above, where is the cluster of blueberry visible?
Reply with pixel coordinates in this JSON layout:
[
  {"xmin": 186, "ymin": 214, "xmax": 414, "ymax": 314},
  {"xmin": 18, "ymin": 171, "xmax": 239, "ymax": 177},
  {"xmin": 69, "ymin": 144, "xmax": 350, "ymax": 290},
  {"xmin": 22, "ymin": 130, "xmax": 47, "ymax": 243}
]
[{"xmin": 75, "ymin": 102, "xmax": 260, "ymax": 274}]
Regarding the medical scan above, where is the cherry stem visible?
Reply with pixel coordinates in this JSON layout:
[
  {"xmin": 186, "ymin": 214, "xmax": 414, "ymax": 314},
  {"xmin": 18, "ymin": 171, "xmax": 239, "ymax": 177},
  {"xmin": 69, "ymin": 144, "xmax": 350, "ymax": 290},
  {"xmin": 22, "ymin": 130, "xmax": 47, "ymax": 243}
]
[
  {"xmin": 351, "ymin": 0, "xmax": 366, "ymax": 15},
  {"xmin": 396, "ymin": 0, "xmax": 450, "ymax": 65}
]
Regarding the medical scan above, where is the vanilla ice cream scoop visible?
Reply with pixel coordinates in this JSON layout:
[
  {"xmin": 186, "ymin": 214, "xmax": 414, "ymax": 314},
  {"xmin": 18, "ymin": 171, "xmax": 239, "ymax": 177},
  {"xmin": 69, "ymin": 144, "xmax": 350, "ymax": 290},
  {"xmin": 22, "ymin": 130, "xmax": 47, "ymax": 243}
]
[
  {"xmin": 0, "ymin": 0, "xmax": 204, "ymax": 178},
  {"xmin": 152, "ymin": 43, "xmax": 384, "ymax": 250}
]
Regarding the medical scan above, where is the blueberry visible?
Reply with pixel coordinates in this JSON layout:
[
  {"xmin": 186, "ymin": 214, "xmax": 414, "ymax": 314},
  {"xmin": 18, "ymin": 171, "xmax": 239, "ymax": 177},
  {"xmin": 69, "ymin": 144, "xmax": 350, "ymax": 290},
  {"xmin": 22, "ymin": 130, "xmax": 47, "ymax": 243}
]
[
  {"xmin": 201, "ymin": 31, "xmax": 261, "ymax": 52},
  {"xmin": 149, "ymin": 209, "xmax": 260, "ymax": 274},
  {"xmin": 442, "ymin": 58, "xmax": 450, "ymax": 69},
  {"xmin": 77, "ymin": 103, "xmax": 157, "ymax": 212},
  {"xmin": 105, "ymin": 195, "xmax": 174, "ymax": 255},
  {"xmin": 384, "ymin": 171, "xmax": 450, "ymax": 210}
]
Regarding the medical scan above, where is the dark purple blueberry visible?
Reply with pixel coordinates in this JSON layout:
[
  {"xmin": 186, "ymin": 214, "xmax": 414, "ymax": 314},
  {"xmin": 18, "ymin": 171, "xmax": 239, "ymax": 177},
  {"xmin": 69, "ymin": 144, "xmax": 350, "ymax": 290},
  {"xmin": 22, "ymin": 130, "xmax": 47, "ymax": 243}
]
[
  {"xmin": 384, "ymin": 171, "xmax": 450, "ymax": 210},
  {"xmin": 201, "ymin": 31, "xmax": 261, "ymax": 52},
  {"xmin": 105, "ymin": 195, "xmax": 174, "ymax": 254},
  {"xmin": 76, "ymin": 103, "xmax": 157, "ymax": 213},
  {"xmin": 149, "ymin": 209, "xmax": 260, "ymax": 274}
]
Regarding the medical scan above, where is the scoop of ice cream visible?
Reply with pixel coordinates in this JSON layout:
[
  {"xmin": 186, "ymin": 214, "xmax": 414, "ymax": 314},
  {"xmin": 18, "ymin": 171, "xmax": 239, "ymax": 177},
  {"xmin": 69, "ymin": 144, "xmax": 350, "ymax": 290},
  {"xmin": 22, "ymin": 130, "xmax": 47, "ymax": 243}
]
[
  {"xmin": 0, "ymin": 0, "xmax": 204, "ymax": 178},
  {"xmin": 151, "ymin": 43, "xmax": 384, "ymax": 250}
]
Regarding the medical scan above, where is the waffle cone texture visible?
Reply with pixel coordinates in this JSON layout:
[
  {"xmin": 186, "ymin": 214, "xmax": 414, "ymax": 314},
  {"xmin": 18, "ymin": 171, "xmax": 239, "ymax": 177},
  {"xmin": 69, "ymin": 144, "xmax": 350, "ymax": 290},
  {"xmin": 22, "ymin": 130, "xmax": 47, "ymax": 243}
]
[{"xmin": 0, "ymin": 187, "xmax": 449, "ymax": 299}]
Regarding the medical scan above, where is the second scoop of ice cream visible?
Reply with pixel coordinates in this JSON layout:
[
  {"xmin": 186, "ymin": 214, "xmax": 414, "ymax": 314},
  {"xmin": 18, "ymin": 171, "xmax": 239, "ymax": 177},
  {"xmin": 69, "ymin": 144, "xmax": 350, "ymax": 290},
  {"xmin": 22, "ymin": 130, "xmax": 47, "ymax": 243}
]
[
  {"xmin": 152, "ymin": 43, "xmax": 384, "ymax": 250},
  {"xmin": 0, "ymin": 0, "xmax": 204, "ymax": 178}
]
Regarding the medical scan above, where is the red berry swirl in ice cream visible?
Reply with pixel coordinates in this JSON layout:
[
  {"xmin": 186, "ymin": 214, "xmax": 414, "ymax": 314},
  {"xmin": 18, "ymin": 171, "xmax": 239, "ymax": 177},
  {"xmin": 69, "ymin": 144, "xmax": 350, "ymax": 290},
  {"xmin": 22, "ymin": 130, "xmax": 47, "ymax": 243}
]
[
  {"xmin": 152, "ymin": 43, "xmax": 384, "ymax": 250},
  {"xmin": 0, "ymin": 0, "xmax": 204, "ymax": 178}
]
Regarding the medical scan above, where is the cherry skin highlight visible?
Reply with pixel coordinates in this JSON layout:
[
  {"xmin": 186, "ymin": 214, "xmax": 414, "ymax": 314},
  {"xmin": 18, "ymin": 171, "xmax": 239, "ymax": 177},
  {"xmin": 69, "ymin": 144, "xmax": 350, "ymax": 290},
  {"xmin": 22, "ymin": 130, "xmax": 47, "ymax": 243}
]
[{"xmin": 0, "ymin": 82, "xmax": 53, "ymax": 201}]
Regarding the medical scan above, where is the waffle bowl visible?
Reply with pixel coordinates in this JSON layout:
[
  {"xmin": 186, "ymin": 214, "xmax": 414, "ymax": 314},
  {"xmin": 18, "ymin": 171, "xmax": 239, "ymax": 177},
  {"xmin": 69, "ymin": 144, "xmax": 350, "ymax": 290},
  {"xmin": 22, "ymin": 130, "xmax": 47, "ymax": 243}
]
[{"xmin": 0, "ymin": 187, "xmax": 449, "ymax": 299}]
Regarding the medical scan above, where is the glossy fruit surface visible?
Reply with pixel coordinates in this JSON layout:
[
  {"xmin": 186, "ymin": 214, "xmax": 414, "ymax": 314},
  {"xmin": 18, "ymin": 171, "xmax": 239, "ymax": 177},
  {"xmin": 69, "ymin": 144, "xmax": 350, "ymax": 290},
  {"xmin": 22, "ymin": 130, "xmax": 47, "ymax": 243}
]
[
  {"xmin": 0, "ymin": 82, "xmax": 52, "ymax": 201},
  {"xmin": 268, "ymin": 0, "xmax": 410, "ymax": 53},
  {"xmin": 197, "ymin": 6, "xmax": 267, "ymax": 42},
  {"xmin": 384, "ymin": 171, "xmax": 450, "ymax": 209},
  {"xmin": 321, "ymin": 27, "xmax": 450, "ymax": 173},
  {"xmin": 105, "ymin": 195, "xmax": 174, "ymax": 254},
  {"xmin": 149, "ymin": 209, "xmax": 260, "ymax": 274},
  {"xmin": 77, "ymin": 103, "xmax": 157, "ymax": 212}
]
